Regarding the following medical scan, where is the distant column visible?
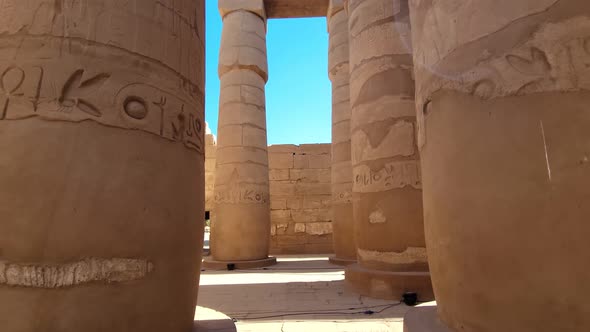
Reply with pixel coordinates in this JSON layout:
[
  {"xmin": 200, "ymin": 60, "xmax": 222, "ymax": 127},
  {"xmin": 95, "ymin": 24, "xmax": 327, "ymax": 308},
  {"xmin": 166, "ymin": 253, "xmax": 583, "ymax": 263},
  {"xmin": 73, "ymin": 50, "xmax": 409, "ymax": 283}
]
[
  {"xmin": 328, "ymin": 0, "xmax": 356, "ymax": 266},
  {"xmin": 206, "ymin": 0, "xmax": 276, "ymax": 269},
  {"xmin": 344, "ymin": 0, "xmax": 433, "ymax": 300}
]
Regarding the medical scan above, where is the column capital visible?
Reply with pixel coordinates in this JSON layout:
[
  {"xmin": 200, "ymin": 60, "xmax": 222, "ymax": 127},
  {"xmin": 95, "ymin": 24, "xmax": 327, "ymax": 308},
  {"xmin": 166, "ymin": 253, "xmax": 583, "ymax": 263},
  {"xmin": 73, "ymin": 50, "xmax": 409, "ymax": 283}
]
[{"xmin": 219, "ymin": 0, "xmax": 266, "ymax": 20}]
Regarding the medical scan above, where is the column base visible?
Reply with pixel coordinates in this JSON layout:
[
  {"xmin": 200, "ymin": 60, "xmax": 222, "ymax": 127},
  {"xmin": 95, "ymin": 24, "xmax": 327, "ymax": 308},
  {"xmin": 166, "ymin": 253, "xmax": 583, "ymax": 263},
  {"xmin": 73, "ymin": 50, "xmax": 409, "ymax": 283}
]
[
  {"xmin": 345, "ymin": 263, "xmax": 434, "ymax": 301},
  {"xmin": 202, "ymin": 257, "xmax": 277, "ymax": 270},
  {"xmin": 328, "ymin": 256, "xmax": 356, "ymax": 266},
  {"xmin": 404, "ymin": 302, "xmax": 453, "ymax": 332},
  {"xmin": 193, "ymin": 306, "xmax": 236, "ymax": 332}
]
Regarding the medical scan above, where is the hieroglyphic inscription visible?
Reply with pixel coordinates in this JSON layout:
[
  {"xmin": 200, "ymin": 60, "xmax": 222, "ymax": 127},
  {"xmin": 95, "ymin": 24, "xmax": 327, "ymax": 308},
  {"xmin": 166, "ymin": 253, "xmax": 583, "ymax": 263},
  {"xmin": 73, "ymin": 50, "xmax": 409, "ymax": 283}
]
[
  {"xmin": 116, "ymin": 84, "xmax": 204, "ymax": 153},
  {"xmin": 58, "ymin": 69, "xmax": 111, "ymax": 118},
  {"xmin": 416, "ymin": 17, "xmax": 590, "ymax": 148},
  {"xmin": 333, "ymin": 190, "xmax": 352, "ymax": 204},
  {"xmin": 353, "ymin": 160, "xmax": 421, "ymax": 193},
  {"xmin": 0, "ymin": 258, "xmax": 153, "ymax": 289},
  {"xmin": 0, "ymin": 63, "xmax": 204, "ymax": 153},
  {"xmin": 214, "ymin": 187, "xmax": 269, "ymax": 204}
]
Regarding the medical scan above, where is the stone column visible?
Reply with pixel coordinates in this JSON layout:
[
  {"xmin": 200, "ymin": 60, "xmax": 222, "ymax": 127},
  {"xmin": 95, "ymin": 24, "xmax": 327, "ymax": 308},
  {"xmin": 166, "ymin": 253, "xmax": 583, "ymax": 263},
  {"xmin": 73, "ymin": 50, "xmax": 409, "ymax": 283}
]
[
  {"xmin": 344, "ymin": 0, "xmax": 433, "ymax": 300},
  {"xmin": 404, "ymin": 1, "xmax": 590, "ymax": 331},
  {"xmin": 206, "ymin": 0, "xmax": 276, "ymax": 269},
  {"xmin": 328, "ymin": 0, "xmax": 356, "ymax": 266},
  {"xmin": 0, "ymin": 1, "xmax": 204, "ymax": 331},
  {"xmin": 205, "ymin": 122, "xmax": 217, "ymax": 217}
]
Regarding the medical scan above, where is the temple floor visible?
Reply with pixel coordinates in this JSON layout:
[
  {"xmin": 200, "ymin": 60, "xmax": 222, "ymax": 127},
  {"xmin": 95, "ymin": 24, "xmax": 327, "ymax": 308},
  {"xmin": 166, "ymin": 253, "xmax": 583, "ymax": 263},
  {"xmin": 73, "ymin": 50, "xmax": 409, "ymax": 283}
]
[{"xmin": 194, "ymin": 255, "xmax": 413, "ymax": 332}]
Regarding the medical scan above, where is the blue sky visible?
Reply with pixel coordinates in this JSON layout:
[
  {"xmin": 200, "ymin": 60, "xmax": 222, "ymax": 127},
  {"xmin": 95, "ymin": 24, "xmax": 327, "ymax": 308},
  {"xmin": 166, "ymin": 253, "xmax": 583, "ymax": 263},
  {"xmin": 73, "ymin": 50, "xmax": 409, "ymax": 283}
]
[{"xmin": 205, "ymin": 0, "xmax": 331, "ymax": 145}]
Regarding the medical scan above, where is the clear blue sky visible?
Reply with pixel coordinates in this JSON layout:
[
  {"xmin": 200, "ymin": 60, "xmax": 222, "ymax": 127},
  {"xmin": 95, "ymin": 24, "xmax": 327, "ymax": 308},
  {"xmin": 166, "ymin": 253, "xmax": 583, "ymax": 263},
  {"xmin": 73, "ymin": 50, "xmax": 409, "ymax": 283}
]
[{"xmin": 205, "ymin": 0, "xmax": 331, "ymax": 145}]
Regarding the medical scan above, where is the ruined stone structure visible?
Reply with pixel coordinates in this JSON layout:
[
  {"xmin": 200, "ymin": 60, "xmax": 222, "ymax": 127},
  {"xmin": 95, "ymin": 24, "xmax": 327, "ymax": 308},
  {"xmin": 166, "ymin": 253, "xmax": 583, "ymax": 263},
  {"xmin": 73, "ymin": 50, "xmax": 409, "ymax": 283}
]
[
  {"xmin": 404, "ymin": 1, "xmax": 590, "ymax": 331},
  {"xmin": 209, "ymin": 1, "xmax": 432, "ymax": 302},
  {"xmin": 207, "ymin": 0, "xmax": 277, "ymax": 269},
  {"xmin": 206, "ymin": 143, "xmax": 334, "ymax": 255},
  {"xmin": 269, "ymin": 144, "xmax": 333, "ymax": 254},
  {"xmin": 0, "ymin": 1, "xmax": 205, "ymax": 331},
  {"xmin": 344, "ymin": 0, "xmax": 432, "ymax": 301},
  {"xmin": 327, "ymin": 0, "xmax": 356, "ymax": 266}
]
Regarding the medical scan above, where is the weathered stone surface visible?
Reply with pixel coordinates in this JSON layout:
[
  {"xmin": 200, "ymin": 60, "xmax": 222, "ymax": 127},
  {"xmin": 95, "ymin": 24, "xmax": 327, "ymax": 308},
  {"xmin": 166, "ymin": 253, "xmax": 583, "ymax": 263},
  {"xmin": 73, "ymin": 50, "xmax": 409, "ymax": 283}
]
[
  {"xmin": 0, "ymin": 258, "xmax": 153, "ymax": 289},
  {"xmin": 269, "ymin": 144, "xmax": 334, "ymax": 255},
  {"xmin": 305, "ymin": 222, "xmax": 334, "ymax": 235},
  {"xmin": 218, "ymin": 9, "xmax": 268, "ymax": 81},
  {"xmin": 300, "ymin": 143, "xmax": 331, "ymax": 155},
  {"xmin": 264, "ymin": 0, "xmax": 329, "ymax": 18},
  {"xmin": 0, "ymin": 1, "xmax": 205, "ymax": 331},
  {"xmin": 410, "ymin": 1, "xmax": 590, "ymax": 331},
  {"xmin": 212, "ymin": 0, "xmax": 273, "ymax": 266},
  {"xmin": 219, "ymin": 0, "xmax": 266, "ymax": 19},
  {"xmin": 269, "ymin": 152, "xmax": 294, "ymax": 169},
  {"xmin": 345, "ymin": 0, "xmax": 431, "ymax": 301}
]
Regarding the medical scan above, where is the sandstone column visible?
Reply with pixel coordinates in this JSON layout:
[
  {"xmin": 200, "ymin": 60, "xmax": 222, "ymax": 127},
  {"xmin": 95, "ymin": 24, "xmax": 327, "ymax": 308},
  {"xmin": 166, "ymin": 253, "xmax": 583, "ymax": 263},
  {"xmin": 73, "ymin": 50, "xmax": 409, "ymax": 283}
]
[
  {"xmin": 328, "ymin": 0, "xmax": 356, "ymax": 266},
  {"xmin": 404, "ymin": 1, "xmax": 590, "ymax": 331},
  {"xmin": 206, "ymin": 0, "xmax": 276, "ymax": 269},
  {"xmin": 0, "ymin": 1, "xmax": 204, "ymax": 331},
  {"xmin": 344, "ymin": 0, "xmax": 433, "ymax": 300}
]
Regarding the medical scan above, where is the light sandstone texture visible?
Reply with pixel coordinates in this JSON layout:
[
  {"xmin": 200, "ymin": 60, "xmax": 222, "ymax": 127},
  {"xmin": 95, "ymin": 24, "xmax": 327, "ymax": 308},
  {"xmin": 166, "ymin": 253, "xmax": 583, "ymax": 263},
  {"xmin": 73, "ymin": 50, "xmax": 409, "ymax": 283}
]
[
  {"xmin": 0, "ymin": 1, "xmax": 205, "ymax": 331},
  {"xmin": 210, "ymin": 0, "xmax": 275, "ymax": 267},
  {"xmin": 327, "ymin": 0, "xmax": 356, "ymax": 266},
  {"xmin": 344, "ymin": 0, "xmax": 432, "ymax": 300},
  {"xmin": 264, "ymin": 0, "xmax": 329, "ymax": 18},
  {"xmin": 408, "ymin": 1, "xmax": 590, "ymax": 331},
  {"xmin": 205, "ymin": 123, "xmax": 217, "ymax": 215},
  {"xmin": 269, "ymin": 144, "xmax": 334, "ymax": 254}
]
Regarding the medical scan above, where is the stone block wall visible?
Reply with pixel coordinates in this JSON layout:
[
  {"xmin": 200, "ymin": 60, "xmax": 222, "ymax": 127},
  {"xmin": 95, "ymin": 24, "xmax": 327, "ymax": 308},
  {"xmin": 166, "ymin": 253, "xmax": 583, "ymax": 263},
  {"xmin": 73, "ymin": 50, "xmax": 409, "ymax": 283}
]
[
  {"xmin": 204, "ymin": 142, "xmax": 334, "ymax": 254},
  {"xmin": 268, "ymin": 144, "xmax": 334, "ymax": 254}
]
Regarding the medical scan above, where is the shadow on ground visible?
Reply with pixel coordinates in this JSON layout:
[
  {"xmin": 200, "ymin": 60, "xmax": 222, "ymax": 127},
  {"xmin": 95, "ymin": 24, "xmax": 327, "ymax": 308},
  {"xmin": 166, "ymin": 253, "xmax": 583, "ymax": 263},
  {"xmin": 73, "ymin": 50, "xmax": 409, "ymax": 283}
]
[{"xmin": 200, "ymin": 259, "xmax": 341, "ymax": 274}]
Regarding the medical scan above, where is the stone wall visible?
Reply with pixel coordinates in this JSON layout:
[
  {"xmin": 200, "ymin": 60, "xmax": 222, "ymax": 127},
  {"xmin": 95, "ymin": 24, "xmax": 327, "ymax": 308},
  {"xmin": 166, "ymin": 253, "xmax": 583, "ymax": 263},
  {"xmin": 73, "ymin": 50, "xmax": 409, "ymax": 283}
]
[
  {"xmin": 204, "ymin": 142, "xmax": 334, "ymax": 254},
  {"xmin": 268, "ymin": 144, "xmax": 333, "ymax": 254}
]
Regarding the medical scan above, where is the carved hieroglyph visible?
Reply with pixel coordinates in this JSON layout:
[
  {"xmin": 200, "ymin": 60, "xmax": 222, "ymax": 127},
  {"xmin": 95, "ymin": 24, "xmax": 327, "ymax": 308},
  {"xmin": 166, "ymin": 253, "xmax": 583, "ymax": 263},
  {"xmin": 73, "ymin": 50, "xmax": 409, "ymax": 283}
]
[
  {"xmin": 0, "ymin": 53, "xmax": 204, "ymax": 154},
  {"xmin": 345, "ymin": 0, "xmax": 430, "ymax": 299},
  {"xmin": 0, "ymin": 1, "xmax": 204, "ymax": 153},
  {"xmin": 0, "ymin": 258, "xmax": 153, "ymax": 289},
  {"xmin": 409, "ymin": 1, "xmax": 590, "ymax": 331},
  {"xmin": 412, "ymin": 2, "xmax": 590, "ymax": 149}
]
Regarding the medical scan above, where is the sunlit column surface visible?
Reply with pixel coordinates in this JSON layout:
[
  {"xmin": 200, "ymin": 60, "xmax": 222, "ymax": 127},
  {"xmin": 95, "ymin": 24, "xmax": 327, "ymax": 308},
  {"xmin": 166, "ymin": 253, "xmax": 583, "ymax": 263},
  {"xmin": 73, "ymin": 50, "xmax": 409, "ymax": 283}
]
[
  {"xmin": 405, "ymin": 0, "xmax": 590, "ymax": 331},
  {"xmin": 208, "ymin": 0, "xmax": 276, "ymax": 269},
  {"xmin": 344, "ymin": 0, "xmax": 433, "ymax": 300},
  {"xmin": 0, "ymin": 1, "xmax": 205, "ymax": 331}
]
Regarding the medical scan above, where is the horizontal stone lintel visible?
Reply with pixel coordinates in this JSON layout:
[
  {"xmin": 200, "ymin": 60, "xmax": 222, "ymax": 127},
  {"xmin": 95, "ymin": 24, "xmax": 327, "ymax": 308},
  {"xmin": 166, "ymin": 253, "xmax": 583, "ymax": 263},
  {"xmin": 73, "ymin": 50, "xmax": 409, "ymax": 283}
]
[{"xmin": 264, "ymin": 0, "xmax": 329, "ymax": 18}]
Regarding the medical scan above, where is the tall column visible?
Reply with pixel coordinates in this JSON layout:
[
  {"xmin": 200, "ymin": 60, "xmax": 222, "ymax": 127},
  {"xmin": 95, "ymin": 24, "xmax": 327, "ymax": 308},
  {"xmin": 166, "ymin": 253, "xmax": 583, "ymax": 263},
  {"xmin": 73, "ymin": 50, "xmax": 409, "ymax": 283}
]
[
  {"xmin": 344, "ymin": 0, "xmax": 433, "ymax": 300},
  {"xmin": 0, "ymin": 1, "xmax": 204, "ymax": 331},
  {"xmin": 405, "ymin": 1, "xmax": 590, "ymax": 332},
  {"xmin": 328, "ymin": 0, "xmax": 356, "ymax": 266},
  {"xmin": 207, "ymin": 0, "xmax": 276, "ymax": 269}
]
